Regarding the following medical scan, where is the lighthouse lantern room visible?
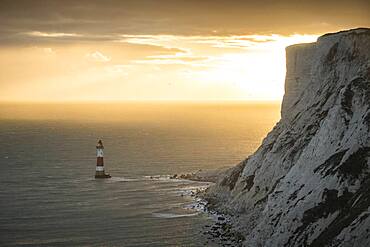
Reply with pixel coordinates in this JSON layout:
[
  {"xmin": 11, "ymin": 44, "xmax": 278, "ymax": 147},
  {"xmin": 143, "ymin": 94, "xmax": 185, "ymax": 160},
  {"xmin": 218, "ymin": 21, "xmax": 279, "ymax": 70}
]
[{"xmin": 95, "ymin": 140, "xmax": 111, "ymax": 179}]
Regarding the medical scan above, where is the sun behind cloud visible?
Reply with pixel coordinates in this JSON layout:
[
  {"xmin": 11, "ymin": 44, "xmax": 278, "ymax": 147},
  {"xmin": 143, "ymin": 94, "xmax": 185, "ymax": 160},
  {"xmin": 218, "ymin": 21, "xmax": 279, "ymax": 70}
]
[
  {"xmin": 0, "ymin": 33, "xmax": 318, "ymax": 102},
  {"xmin": 0, "ymin": 0, "xmax": 368, "ymax": 102}
]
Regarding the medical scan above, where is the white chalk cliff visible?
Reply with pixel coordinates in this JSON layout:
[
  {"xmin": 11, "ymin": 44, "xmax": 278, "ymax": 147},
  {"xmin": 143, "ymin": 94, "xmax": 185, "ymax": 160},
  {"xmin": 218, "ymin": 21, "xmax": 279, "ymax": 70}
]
[{"xmin": 205, "ymin": 28, "xmax": 370, "ymax": 246}]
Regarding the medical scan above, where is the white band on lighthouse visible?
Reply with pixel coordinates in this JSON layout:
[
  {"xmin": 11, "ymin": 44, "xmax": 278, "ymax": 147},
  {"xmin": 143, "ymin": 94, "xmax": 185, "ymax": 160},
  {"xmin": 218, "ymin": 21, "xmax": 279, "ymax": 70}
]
[
  {"xmin": 96, "ymin": 166, "xmax": 104, "ymax": 171},
  {"xmin": 97, "ymin": 149, "xmax": 104, "ymax": 157}
]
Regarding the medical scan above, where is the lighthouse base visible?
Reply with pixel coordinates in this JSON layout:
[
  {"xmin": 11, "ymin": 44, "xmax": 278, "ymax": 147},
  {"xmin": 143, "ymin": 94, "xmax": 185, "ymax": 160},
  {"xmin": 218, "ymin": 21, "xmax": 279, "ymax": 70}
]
[
  {"xmin": 95, "ymin": 170, "xmax": 111, "ymax": 179},
  {"xmin": 95, "ymin": 174, "xmax": 111, "ymax": 179}
]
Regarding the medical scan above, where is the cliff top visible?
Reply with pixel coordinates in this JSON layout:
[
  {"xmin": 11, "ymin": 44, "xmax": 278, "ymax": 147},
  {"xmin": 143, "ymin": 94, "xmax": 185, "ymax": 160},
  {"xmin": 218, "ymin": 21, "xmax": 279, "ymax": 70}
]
[
  {"xmin": 286, "ymin": 27, "xmax": 370, "ymax": 50},
  {"xmin": 319, "ymin": 27, "xmax": 370, "ymax": 40}
]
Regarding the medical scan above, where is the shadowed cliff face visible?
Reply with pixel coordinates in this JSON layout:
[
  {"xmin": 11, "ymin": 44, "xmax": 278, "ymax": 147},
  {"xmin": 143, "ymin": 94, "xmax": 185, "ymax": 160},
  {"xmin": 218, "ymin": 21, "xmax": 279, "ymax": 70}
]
[{"xmin": 205, "ymin": 28, "xmax": 370, "ymax": 247}]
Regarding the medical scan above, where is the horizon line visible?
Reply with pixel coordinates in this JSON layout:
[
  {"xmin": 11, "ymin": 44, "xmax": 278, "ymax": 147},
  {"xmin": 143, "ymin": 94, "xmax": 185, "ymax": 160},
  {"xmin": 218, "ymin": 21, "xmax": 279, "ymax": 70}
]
[{"xmin": 0, "ymin": 99, "xmax": 282, "ymax": 104}]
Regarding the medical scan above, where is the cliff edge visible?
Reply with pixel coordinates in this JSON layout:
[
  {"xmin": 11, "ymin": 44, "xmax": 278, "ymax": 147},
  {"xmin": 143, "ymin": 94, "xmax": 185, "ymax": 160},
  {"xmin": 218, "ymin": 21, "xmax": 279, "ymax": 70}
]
[{"xmin": 205, "ymin": 28, "xmax": 370, "ymax": 247}]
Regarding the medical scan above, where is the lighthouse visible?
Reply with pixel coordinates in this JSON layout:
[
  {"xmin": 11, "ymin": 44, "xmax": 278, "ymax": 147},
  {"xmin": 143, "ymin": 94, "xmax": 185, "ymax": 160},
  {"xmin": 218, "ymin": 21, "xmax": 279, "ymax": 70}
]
[{"xmin": 95, "ymin": 140, "xmax": 111, "ymax": 179}]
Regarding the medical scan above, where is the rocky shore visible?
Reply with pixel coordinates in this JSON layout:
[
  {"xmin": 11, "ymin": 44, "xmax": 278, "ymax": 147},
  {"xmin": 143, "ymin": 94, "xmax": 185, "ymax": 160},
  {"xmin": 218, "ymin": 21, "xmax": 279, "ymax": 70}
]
[
  {"xmin": 202, "ymin": 216, "xmax": 245, "ymax": 247},
  {"xmin": 173, "ymin": 168, "xmax": 246, "ymax": 246},
  {"xmin": 171, "ymin": 167, "xmax": 228, "ymax": 183}
]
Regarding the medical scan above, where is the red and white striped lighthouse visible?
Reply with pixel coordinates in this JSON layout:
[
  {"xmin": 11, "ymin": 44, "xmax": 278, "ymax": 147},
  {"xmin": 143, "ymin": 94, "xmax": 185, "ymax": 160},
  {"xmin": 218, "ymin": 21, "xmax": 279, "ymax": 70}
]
[{"xmin": 95, "ymin": 140, "xmax": 111, "ymax": 178}]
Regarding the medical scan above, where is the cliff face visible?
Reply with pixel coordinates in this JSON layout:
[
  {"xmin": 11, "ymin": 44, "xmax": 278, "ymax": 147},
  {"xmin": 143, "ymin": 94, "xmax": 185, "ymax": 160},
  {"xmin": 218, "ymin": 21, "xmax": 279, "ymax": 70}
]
[{"xmin": 205, "ymin": 28, "xmax": 370, "ymax": 247}]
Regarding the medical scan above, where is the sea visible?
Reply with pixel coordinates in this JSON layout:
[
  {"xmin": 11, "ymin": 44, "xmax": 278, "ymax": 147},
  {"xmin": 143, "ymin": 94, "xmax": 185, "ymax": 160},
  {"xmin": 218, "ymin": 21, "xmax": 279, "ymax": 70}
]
[{"xmin": 0, "ymin": 102, "xmax": 280, "ymax": 246}]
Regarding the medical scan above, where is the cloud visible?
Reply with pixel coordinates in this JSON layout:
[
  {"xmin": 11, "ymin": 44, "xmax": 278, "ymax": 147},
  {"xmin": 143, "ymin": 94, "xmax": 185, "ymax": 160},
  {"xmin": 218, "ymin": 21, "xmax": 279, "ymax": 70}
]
[
  {"xmin": 118, "ymin": 35, "xmax": 211, "ymax": 65},
  {"xmin": 192, "ymin": 35, "xmax": 279, "ymax": 49},
  {"xmin": 120, "ymin": 35, "xmax": 177, "ymax": 46},
  {"xmin": 86, "ymin": 51, "xmax": 111, "ymax": 62},
  {"xmin": 119, "ymin": 34, "xmax": 318, "ymax": 53},
  {"xmin": 117, "ymin": 33, "xmax": 317, "ymax": 68},
  {"xmin": 136, "ymin": 53, "xmax": 210, "ymax": 65},
  {"xmin": 192, "ymin": 34, "xmax": 319, "ymax": 49},
  {"xmin": 25, "ymin": 31, "xmax": 82, "ymax": 38},
  {"xmin": 118, "ymin": 35, "xmax": 188, "ymax": 53},
  {"xmin": 0, "ymin": 0, "xmax": 368, "ymax": 46},
  {"xmin": 120, "ymin": 34, "xmax": 280, "ymax": 50}
]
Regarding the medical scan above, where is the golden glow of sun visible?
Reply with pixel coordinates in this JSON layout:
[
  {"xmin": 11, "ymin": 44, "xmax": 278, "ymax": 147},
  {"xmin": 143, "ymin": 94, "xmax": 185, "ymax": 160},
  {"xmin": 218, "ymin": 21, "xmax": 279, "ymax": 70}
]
[
  {"xmin": 181, "ymin": 34, "xmax": 318, "ymax": 100},
  {"xmin": 0, "ymin": 34, "xmax": 319, "ymax": 102}
]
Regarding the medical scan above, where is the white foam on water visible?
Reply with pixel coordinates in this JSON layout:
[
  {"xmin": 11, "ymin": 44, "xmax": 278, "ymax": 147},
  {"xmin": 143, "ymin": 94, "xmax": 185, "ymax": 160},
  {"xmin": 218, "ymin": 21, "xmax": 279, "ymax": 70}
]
[
  {"xmin": 107, "ymin": 177, "xmax": 140, "ymax": 182},
  {"xmin": 143, "ymin": 175, "xmax": 174, "ymax": 181},
  {"xmin": 152, "ymin": 212, "xmax": 199, "ymax": 219},
  {"xmin": 184, "ymin": 198, "xmax": 208, "ymax": 212}
]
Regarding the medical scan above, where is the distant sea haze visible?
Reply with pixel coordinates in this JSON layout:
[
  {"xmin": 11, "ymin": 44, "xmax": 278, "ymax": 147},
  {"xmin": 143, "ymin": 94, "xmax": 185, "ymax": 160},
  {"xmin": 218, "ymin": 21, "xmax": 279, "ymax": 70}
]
[{"xmin": 0, "ymin": 102, "xmax": 280, "ymax": 246}]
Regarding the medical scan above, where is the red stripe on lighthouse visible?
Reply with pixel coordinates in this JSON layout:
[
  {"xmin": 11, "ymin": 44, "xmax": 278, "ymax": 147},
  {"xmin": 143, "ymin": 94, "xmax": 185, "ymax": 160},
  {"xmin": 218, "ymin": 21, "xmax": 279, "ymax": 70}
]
[{"xmin": 97, "ymin": 157, "xmax": 104, "ymax": 166}]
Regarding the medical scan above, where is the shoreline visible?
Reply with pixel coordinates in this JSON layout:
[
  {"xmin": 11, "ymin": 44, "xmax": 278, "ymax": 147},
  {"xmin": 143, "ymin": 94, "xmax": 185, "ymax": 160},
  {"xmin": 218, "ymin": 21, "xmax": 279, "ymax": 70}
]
[
  {"xmin": 170, "ymin": 167, "xmax": 229, "ymax": 183},
  {"xmin": 174, "ymin": 169, "xmax": 245, "ymax": 246}
]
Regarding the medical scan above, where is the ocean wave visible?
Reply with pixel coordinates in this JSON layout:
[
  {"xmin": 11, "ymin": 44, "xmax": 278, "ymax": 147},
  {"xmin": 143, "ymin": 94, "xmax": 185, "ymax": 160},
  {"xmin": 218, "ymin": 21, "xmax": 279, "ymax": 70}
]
[
  {"xmin": 143, "ymin": 175, "xmax": 172, "ymax": 180},
  {"xmin": 106, "ymin": 177, "xmax": 141, "ymax": 182},
  {"xmin": 184, "ymin": 198, "xmax": 208, "ymax": 212},
  {"xmin": 152, "ymin": 212, "xmax": 199, "ymax": 219}
]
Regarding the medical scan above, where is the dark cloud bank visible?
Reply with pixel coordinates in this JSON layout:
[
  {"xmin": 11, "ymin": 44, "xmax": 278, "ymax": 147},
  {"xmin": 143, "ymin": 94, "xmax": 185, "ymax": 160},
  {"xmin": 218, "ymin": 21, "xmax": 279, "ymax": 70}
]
[{"xmin": 0, "ymin": 0, "xmax": 369, "ymax": 45}]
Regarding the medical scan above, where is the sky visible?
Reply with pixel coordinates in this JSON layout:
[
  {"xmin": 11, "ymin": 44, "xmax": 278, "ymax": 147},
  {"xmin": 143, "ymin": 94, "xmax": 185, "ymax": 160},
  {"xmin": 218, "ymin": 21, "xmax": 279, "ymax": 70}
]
[{"xmin": 0, "ymin": 0, "xmax": 369, "ymax": 102}]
